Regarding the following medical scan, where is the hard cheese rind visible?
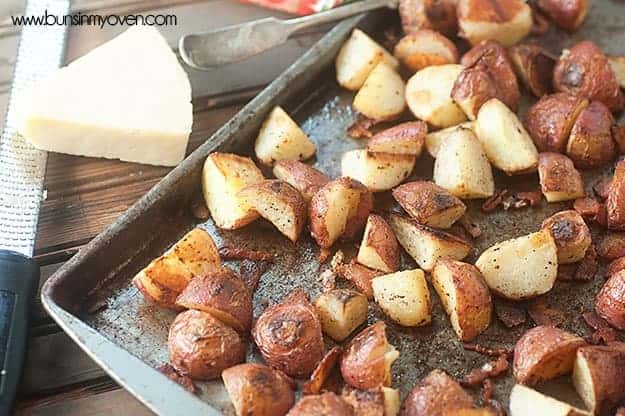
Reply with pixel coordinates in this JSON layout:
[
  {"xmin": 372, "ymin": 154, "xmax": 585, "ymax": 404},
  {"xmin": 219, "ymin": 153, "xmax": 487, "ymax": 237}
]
[{"xmin": 15, "ymin": 26, "xmax": 192, "ymax": 166}]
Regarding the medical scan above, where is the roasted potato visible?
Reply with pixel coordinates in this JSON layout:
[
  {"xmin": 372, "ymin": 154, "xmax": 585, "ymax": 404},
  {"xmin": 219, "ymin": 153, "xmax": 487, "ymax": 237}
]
[
  {"xmin": 133, "ymin": 228, "xmax": 220, "ymax": 309},
  {"xmin": 389, "ymin": 214, "xmax": 472, "ymax": 271},
  {"xmin": 340, "ymin": 322, "xmax": 399, "ymax": 390},
  {"xmin": 508, "ymin": 44, "xmax": 556, "ymax": 97},
  {"xmin": 341, "ymin": 386, "xmax": 384, "ymax": 415},
  {"xmin": 398, "ymin": 0, "xmax": 458, "ymax": 37},
  {"xmin": 335, "ymin": 260, "xmax": 383, "ymax": 299},
  {"xmin": 475, "ymin": 98, "xmax": 539, "ymax": 175},
  {"xmin": 566, "ymin": 100, "xmax": 616, "ymax": 169},
  {"xmin": 314, "ymin": 289, "xmax": 368, "ymax": 342},
  {"xmin": 303, "ymin": 346, "xmax": 342, "ymax": 395},
  {"xmin": 401, "ymin": 369, "xmax": 475, "ymax": 416},
  {"xmin": 613, "ymin": 125, "xmax": 625, "ymax": 154},
  {"xmin": 424, "ymin": 121, "xmax": 476, "ymax": 158},
  {"xmin": 357, "ymin": 214, "xmax": 400, "ymax": 273},
  {"xmin": 475, "ymin": 229, "xmax": 558, "ymax": 300},
  {"xmin": 202, "ymin": 152, "xmax": 265, "ymax": 230},
  {"xmin": 393, "ymin": 30, "xmax": 459, "ymax": 72},
  {"xmin": 553, "ymin": 41, "xmax": 625, "ymax": 113},
  {"xmin": 252, "ymin": 290, "xmax": 324, "ymax": 378},
  {"xmin": 392, "ymin": 181, "xmax": 466, "ymax": 229},
  {"xmin": 595, "ymin": 270, "xmax": 625, "ymax": 330},
  {"xmin": 341, "ymin": 149, "xmax": 415, "ymax": 192},
  {"xmin": 222, "ymin": 363, "xmax": 295, "ymax": 416},
  {"xmin": 433, "ymin": 127, "xmax": 495, "ymax": 199},
  {"xmin": 335, "ymin": 28, "xmax": 399, "ymax": 91},
  {"xmin": 431, "ymin": 260, "xmax": 492, "ymax": 341},
  {"xmin": 454, "ymin": 40, "xmax": 521, "ymax": 117},
  {"xmin": 255, "ymin": 106, "xmax": 316, "ymax": 166},
  {"xmin": 372, "ymin": 269, "xmax": 432, "ymax": 327},
  {"xmin": 524, "ymin": 93, "xmax": 589, "ymax": 153},
  {"xmin": 353, "ymin": 62, "xmax": 406, "ymax": 121},
  {"xmin": 538, "ymin": 153, "xmax": 585, "ymax": 202},
  {"xmin": 572, "ymin": 343, "xmax": 625, "ymax": 415},
  {"xmin": 513, "ymin": 326, "xmax": 586, "ymax": 385},
  {"xmin": 405, "ymin": 64, "xmax": 467, "ymax": 128},
  {"xmin": 367, "ymin": 121, "xmax": 427, "ymax": 156},
  {"xmin": 175, "ymin": 267, "xmax": 252, "ymax": 332},
  {"xmin": 536, "ymin": 0, "xmax": 589, "ymax": 31},
  {"xmin": 446, "ymin": 409, "xmax": 497, "ymax": 416},
  {"xmin": 457, "ymin": 0, "xmax": 532, "ymax": 46},
  {"xmin": 273, "ymin": 160, "xmax": 330, "ymax": 202},
  {"xmin": 238, "ymin": 180, "xmax": 307, "ymax": 242},
  {"xmin": 509, "ymin": 384, "xmax": 591, "ymax": 416},
  {"xmin": 608, "ymin": 55, "xmax": 625, "ymax": 90},
  {"xmin": 287, "ymin": 393, "xmax": 353, "ymax": 416},
  {"xmin": 541, "ymin": 210, "xmax": 591, "ymax": 264},
  {"xmin": 168, "ymin": 310, "xmax": 245, "ymax": 380},
  {"xmin": 309, "ymin": 177, "xmax": 373, "ymax": 248},
  {"xmin": 383, "ymin": 387, "xmax": 401, "ymax": 416},
  {"xmin": 607, "ymin": 161, "xmax": 625, "ymax": 231}
]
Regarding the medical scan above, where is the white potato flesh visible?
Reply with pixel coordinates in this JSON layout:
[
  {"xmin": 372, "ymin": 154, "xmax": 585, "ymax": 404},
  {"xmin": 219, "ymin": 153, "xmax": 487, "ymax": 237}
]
[
  {"xmin": 372, "ymin": 269, "xmax": 431, "ymax": 327},
  {"xmin": 353, "ymin": 62, "xmax": 406, "ymax": 121},
  {"xmin": 509, "ymin": 385, "xmax": 590, "ymax": 416},
  {"xmin": 341, "ymin": 149, "xmax": 415, "ymax": 192},
  {"xmin": 425, "ymin": 121, "xmax": 476, "ymax": 158},
  {"xmin": 433, "ymin": 127, "xmax": 494, "ymax": 199},
  {"xmin": 314, "ymin": 289, "xmax": 368, "ymax": 342},
  {"xmin": 202, "ymin": 153, "xmax": 265, "ymax": 230},
  {"xmin": 382, "ymin": 387, "xmax": 401, "ymax": 416},
  {"xmin": 405, "ymin": 64, "xmax": 467, "ymax": 128},
  {"xmin": 254, "ymin": 106, "xmax": 316, "ymax": 166},
  {"xmin": 336, "ymin": 28, "xmax": 399, "ymax": 91},
  {"xmin": 457, "ymin": 0, "xmax": 532, "ymax": 47},
  {"xmin": 475, "ymin": 98, "xmax": 538, "ymax": 175},
  {"xmin": 319, "ymin": 184, "xmax": 361, "ymax": 246},
  {"xmin": 475, "ymin": 229, "xmax": 558, "ymax": 300}
]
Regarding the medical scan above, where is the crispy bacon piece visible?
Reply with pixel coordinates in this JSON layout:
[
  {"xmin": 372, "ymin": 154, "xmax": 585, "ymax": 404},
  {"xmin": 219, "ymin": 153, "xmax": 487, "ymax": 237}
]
[
  {"xmin": 319, "ymin": 248, "xmax": 332, "ymax": 264},
  {"xmin": 574, "ymin": 245, "xmax": 598, "ymax": 282},
  {"xmin": 482, "ymin": 190, "xmax": 509, "ymax": 212},
  {"xmin": 593, "ymin": 177, "xmax": 612, "ymax": 201},
  {"xmin": 597, "ymin": 233, "xmax": 625, "ymax": 260},
  {"xmin": 464, "ymin": 343, "xmax": 514, "ymax": 358},
  {"xmin": 608, "ymin": 256, "xmax": 625, "ymax": 277},
  {"xmin": 502, "ymin": 191, "xmax": 542, "ymax": 210},
  {"xmin": 459, "ymin": 215, "xmax": 482, "ymax": 238},
  {"xmin": 303, "ymin": 346, "xmax": 343, "ymax": 395},
  {"xmin": 157, "ymin": 363, "xmax": 197, "ymax": 394},
  {"xmin": 219, "ymin": 246, "xmax": 274, "ymax": 262},
  {"xmin": 239, "ymin": 260, "xmax": 270, "ymax": 292},
  {"xmin": 347, "ymin": 115, "xmax": 379, "ymax": 139},
  {"xmin": 494, "ymin": 302, "xmax": 527, "ymax": 328},
  {"xmin": 461, "ymin": 354, "xmax": 510, "ymax": 387},
  {"xmin": 335, "ymin": 260, "xmax": 383, "ymax": 299},
  {"xmin": 481, "ymin": 379, "xmax": 506, "ymax": 416},
  {"xmin": 528, "ymin": 298, "xmax": 565, "ymax": 327},
  {"xmin": 320, "ymin": 269, "xmax": 337, "ymax": 292}
]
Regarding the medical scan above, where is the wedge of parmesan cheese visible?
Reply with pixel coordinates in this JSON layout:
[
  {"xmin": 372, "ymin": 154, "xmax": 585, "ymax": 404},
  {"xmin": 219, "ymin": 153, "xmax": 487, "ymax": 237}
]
[{"xmin": 14, "ymin": 26, "xmax": 192, "ymax": 166}]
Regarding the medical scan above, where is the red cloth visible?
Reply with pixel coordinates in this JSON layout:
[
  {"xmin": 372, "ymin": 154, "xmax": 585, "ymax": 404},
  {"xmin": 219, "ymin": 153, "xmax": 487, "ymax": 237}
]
[{"xmin": 239, "ymin": 0, "xmax": 343, "ymax": 15}]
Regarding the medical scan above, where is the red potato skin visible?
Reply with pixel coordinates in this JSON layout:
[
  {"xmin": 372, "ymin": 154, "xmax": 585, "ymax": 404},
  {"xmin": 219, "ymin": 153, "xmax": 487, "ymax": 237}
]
[
  {"xmin": 524, "ymin": 93, "xmax": 588, "ymax": 153},
  {"xmin": 541, "ymin": 210, "xmax": 590, "ymax": 263},
  {"xmin": 340, "ymin": 322, "xmax": 395, "ymax": 390},
  {"xmin": 451, "ymin": 68, "xmax": 500, "ymax": 118},
  {"xmin": 537, "ymin": 153, "xmax": 585, "ymax": 200},
  {"xmin": 567, "ymin": 100, "xmax": 616, "ymax": 169},
  {"xmin": 168, "ymin": 310, "xmax": 246, "ymax": 380},
  {"xmin": 513, "ymin": 325, "xmax": 586, "ymax": 385},
  {"xmin": 273, "ymin": 160, "xmax": 330, "ymax": 202},
  {"xmin": 175, "ymin": 267, "xmax": 252, "ymax": 332},
  {"xmin": 286, "ymin": 392, "xmax": 354, "ymax": 416},
  {"xmin": 553, "ymin": 41, "xmax": 625, "ymax": 114},
  {"xmin": 607, "ymin": 256, "xmax": 625, "ymax": 277},
  {"xmin": 608, "ymin": 161, "xmax": 625, "ymax": 230},
  {"xmin": 367, "ymin": 121, "xmax": 427, "ymax": 154},
  {"xmin": 536, "ymin": 0, "xmax": 589, "ymax": 31},
  {"xmin": 252, "ymin": 290, "xmax": 324, "ymax": 378},
  {"xmin": 398, "ymin": 0, "xmax": 458, "ymax": 36},
  {"xmin": 362, "ymin": 214, "xmax": 400, "ymax": 272},
  {"xmin": 596, "ymin": 270, "xmax": 625, "ymax": 331},
  {"xmin": 400, "ymin": 369, "xmax": 474, "ymax": 416},
  {"xmin": 335, "ymin": 260, "xmax": 383, "ymax": 299},
  {"xmin": 392, "ymin": 181, "xmax": 466, "ymax": 227},
  {"xmin": 508, "ymin": 44, "xmax": 555, "ymax": 97}
]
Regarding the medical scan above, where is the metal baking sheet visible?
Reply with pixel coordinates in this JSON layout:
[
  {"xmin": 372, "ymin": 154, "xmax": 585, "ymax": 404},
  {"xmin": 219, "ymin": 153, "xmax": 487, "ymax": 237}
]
[{"xmin": 42, "ymin": 3, "xmax": 625, "ymax": 415}]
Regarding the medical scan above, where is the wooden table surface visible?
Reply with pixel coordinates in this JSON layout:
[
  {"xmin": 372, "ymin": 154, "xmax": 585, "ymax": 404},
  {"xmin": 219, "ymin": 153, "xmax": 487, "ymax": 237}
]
[{"xmin": 0, "ymin": 1, "xmax": 326, "ymax": 414}]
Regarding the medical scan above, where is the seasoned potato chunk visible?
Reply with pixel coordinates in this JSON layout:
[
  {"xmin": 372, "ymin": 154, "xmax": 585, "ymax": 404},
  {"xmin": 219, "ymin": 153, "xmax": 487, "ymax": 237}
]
[
  {"xmin": 513, "ymin": 326, "xmax": 586, "ymax": 385},
  {"xmin": 238, "ymin": 180, "xmax": 307, "ymax": 242},
  {"xmin": 372, "ymin": 269, "xmax": 432, "ymax": 327},
  {"xmin": 538, "ymin": 153, "xmax": 585, "ymax": 202},
  {"xmin": 457, "ymin": 0, "xmax": 532, "ymax": 46},
  {"xmin": 398, "ymin": 0, "xmax": 458, "ymax": 36},
  {"xmin": 288, "ymin": 393, "xmax": 353, "ymax": 416},
  {"xmin": 510, "ymin": 384, "xmax": 591, "ymax": 416},
  {"xmin": 314, "ymin": 289, "xmax": 368, "ymax": 342},
  {"xmin": 402, "ymin": 370, "xmax": 475, "ymax": 416},
  {"xmin": 357, "ymin": 214, "xmax": 400, "ymax": 273},
  {"xmin": 536, "ymin": 0, "xmax": 589, "ymax": 31},
  {"xmin": 475, "ymin": 98, "xmax": 539, "ymax": 175},
  {"xmin": 389, "ymin": 214, "xmax": 472, "ymax": 271},
  {"xmin": 425, "ymin": 121, "xmax": 476, "ymax": 158},
  {"xmin": 595, "ymin": 270, "xmax": 625, "ymax": 330},
  {"xmin": 393, "ymin": 30, "xmax": 458, "ymax": 72},
  {"xmin": 353, "ymin": 62, "xmax": 406, "ymax": 121},
  {"xmin": 367, "ymin": 121, "xmax": 426, "ymax": 156},
  {"xmin": 608, "ymin": 161, "xmax": 625, "ymax": 231},
  {"xmin": 475, "ymin": 229, "xmax": 558, "ymax": 299},
  {"xmin": 508, "ymin": 44, "xmax": 555, "ymax": 97},
  {"xmin": 392, "ymin": 181, "xmax": 466, "ymax": 229},
  {"xmin": 341, "ymin": 149, "xmax": 415, "ymax": 192},
  {"xmin": 541, "ymin": 210, "xmax": 591, "ymax": 264},
  {"xmin": 202, "ymin": 152, "xmax": 265, "ymax": 230},
  {"xmin": 255, "ymin": 106, "xmax": 316, "ymax": 166},
  {"xmin": 335, "ymin": 29, "xmax": 398, "ymax": 91},
  {"xmin": 566, "ymin": 100, "xmax": 616, "ymax": 169},
  {"xmin": 433, "ymin": 127, "xmax": 495, "ymax": 199},
  {"xmin": 432, "ymin": 260, "xmax": 492, "ymax": 341},
  {"xmin": 405, "ymin": 64, "xmax": 467, "ymax": 128},
  {"xmin": 273, "ymin": 160, "xmax": 330, "ymax": 202}
]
